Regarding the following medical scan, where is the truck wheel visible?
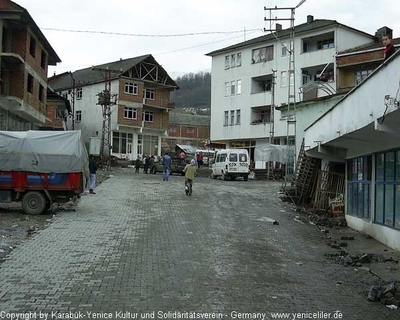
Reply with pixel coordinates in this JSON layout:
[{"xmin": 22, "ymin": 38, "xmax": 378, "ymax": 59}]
[
  {"xmin": 210, "ymin": 172, "xmax": 216, "ymax": 179},
  {"xmin": 243, "ymin": 175, "xmax": 249, "ymax": 181},
  {"xmin": 22, "ymin": 191, "xmax": 46, "ymax": 215}
]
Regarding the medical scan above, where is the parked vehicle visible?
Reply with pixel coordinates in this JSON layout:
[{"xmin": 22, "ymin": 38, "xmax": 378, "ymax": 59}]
[
  {"xmin": 210, "ymin": 149, "xmax": 250, "ymax": 181},
  {"xmin": 150, "ymin": 157, "xmax": 186, "ymax": 175},
  {"xmin": 0, "ymin": 131, "xmax": 89, "ymax": 215}
]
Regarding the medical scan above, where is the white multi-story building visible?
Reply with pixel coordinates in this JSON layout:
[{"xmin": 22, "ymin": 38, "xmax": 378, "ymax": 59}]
[{"xmin": 206, "ymin": 16, "xmax": 375, "ymax": 168}]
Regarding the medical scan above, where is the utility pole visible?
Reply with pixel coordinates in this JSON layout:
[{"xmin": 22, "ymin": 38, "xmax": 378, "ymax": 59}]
[
  {"xmin": 69, "ymin": 72, "xmax": 76, "ymax": 130},
  {"xmin": 264, "ymin": 0, "xmax": 307, "ymax": 181},
  {"xmin": 93, "ymin": 67, "xmax": 121, "ymax": 171},
  {"xmin": 268, "ymin": 69, "xmax": 277, "ymax": 179}
]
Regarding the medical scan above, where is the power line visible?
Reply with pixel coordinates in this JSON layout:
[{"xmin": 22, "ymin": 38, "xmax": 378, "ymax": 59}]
[
  {"xmin": 41, "ymin": 27, "xmax": 261, "ymax": 38},
  {"xmin": 155, "ymin": 30, "xmax": 261, "ymax": 55},
  {"xmin": 47, "ymin": 30, "xmax": 262, "ymax": 72}
]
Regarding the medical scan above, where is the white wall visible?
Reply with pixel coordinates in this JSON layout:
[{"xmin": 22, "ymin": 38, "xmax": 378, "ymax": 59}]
[
  {"xmin": 281, "ymin": 95, "xmax": 343, "ymax": 158},
  {"xmin": 210, "ymin": 25, "xmax": 374, "ymax": 146},
  {"xmin": 73, "ymin": 80, "xmax": 119, "ymax": 145},
  {"xmin": 304, "ymin": 56, "xmax": 400, "ymax": 155}
]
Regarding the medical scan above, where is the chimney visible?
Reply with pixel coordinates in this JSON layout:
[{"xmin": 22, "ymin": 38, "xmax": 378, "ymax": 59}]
[
  {"xmin": 276, "ymin": 23, "xmax": 282, "ymax": 31},
  {"xmin": 307, "ymin": 15, "xmax": 314, "ymax": 24},
  {"xmin": 375, "ymin": 26, "xmax": 393, "ymax": 39}
]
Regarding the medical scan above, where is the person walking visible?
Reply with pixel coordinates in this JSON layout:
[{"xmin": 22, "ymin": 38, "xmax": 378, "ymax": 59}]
[
  {"xmin": 162, "ymin": 152, "xmax": 172, "ymax": 181},
  {"xmin": 89, "ymin": 155, "xmax": 97, "ymax": 194},
  {"xmin": 184, "ymin": 159, "xmax": 196, "ymax": 196}
]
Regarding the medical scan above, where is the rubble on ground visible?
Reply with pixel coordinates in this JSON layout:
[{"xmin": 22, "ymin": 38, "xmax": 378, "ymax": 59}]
[
  {"xmin": 325, "ymin": 251, "xmax": 399, "ymax": 268},
  {"xmin": 367, "ymin": 281, "xmax": 400, "ymax": 308}
]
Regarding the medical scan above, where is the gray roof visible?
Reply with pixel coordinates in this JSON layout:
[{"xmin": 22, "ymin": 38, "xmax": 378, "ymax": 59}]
[
  {"xmin": 169, "ymin": 110, "xmax": 210, "ymax": 127},
  {"xmin": 49, "ymin": 54, "xmax": 178, "ymax": 91},
  {"xmin": 206, "ymin": 19, "xmax": 374, "ymax": 56}
]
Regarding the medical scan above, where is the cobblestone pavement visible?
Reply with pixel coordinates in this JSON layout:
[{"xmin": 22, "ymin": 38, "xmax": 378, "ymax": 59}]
[{"xmin": 0, "ymin": 168, "xmax": 399, "ymax": 320}]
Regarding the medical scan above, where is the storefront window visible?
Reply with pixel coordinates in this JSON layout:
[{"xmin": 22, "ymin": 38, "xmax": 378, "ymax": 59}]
[
  {"xmin": 375, "ymin": 150, "xmax": 400, "ymax": 229},
  {"xmin": 347, "ymin": 156, "xmax": 371, "ymax": 219}
]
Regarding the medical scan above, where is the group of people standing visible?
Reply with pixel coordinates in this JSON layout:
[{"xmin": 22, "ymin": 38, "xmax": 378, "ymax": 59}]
[{"xmin": 135, "ymin": 155, "xmax": 155, "ymax": 174}]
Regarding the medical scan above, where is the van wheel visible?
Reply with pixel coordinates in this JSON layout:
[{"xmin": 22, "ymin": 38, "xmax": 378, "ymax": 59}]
[
  {"xmin": 243, "ymin": 175, "xmax": 249, "ymax": 181},
  {"xmin": 22, "ymin": 191, "xmax": 46, "ymax": 215},
  {"xmin": 221, "ymin": 172, "xmax": 227, "ymax": 181}
]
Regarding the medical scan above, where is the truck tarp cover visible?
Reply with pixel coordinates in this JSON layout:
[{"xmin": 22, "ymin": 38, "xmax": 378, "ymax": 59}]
[
  {"xmin": 255, "ymin": 143, "xmax": 295, "ymax": 163},
  {"xmin": 0, "ymin": 130, "xmax": 89, "ymax": 176}
]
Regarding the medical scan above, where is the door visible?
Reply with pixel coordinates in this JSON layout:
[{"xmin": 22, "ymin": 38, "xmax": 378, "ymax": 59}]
[{"xmin": 127, "ymin": 143, "xmax": 132, "ymax": 160}]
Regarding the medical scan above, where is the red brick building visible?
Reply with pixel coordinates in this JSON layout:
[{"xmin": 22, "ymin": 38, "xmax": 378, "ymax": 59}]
[
  {"xmin": 0, "ymin": 0, "xmax": 60, "ymax": 131},
  {"xmin": 166, "ymin": 109, "xmax": 210, "ymax": 150},
  {"xmin": 49, "ymin": 55, "xmax": 178, "ymax": 159}
]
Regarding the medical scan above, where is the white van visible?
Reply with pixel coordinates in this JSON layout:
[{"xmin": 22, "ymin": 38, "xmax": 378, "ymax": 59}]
[{"xmin": 210, "ymin": 149, "xmax": 250, "ymax": 181}]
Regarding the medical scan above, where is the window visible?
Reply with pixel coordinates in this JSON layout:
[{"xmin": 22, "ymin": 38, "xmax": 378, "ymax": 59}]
[
  {"xmin": 230, "ymin": 110, "xmax": 235, "ymax": 125},
  {"xmin": 281, "ymin": 71, "xmax": 287, "ymax": 87},
  {"xmin": 39, "ymin": 84, "xmax": 44, "ymax": 102},
  {"xmin": 236, "ymin": 53, "xmax": 242, "ymax": 67},
  {"xmin": 239, "ymin": 153, "xmax": 247, "ymax": 162},
  {"xmin": 231, "ymin": 54, "xmax": 236, "ymax": 68},
  {"xmin": 76, "ymin": 87, "xmax": 82, "ymax": 100},
  {"xmin": 170, "ymin": 125, "xmax": 177, "ymax": 132},
  {"xmin": 224, "ymin": 111, "xmax": 228, "ymax": 126},
  {"xmin": 260, "ymin": 110, "xmax": 270, "ymax": 123},
  {"xmin": 236, "ymin": 110, "xmax": 241, "ymax": 125},
  {"xmin": 125, "ymin": 82, "xmax": 138, "ymax": 95},
  {"xmin": 302, "ymin": 41, "xmax": 309, "ymax": 53},
  {"xmin": 374, "ymin": 151, "xmax": 400, "ymax": 229},
  {"xmin": 236, "ymin": 80, "xmax": 242, "ymax": 95},
  {"xmin": 41, "ymin": 50, "xmax": 46, "ymax": 69},
  {"xmin": 29, "ymin": 36, "xmax": 36, "ymax": 57},
  {"xmin": 225, "ymin": 55, "xmax": 230, "ymax": 69},
  {"xmin": 187, "ymin": 127, "xmax": 194, "ymax": 134},
  {"xmin": 347, "ymin": 156, "xmax": 371, "ymax": 220},
  {"xmin": 55, "ymin": 106, "xmax": 65, "ymax": 119},
  {"xmin": 75, "ymin": 110, "xmax": 82, "ymax": 122},
  {"xmin": 230, "ymin": 81, "xmax": 236, "ymax": 95},
  {"xmin": 355, "ymin": 70, "xmax": 373, "ymax": 85},
  {"xmin": 145, "ymin": 88, "xmax": 155, "ymax": 100},
  {"xmin": 282, "ymin": 42, "xmax": 287, "ymax": 56},
  {"xmin": 225, "ymin": 82, "xmax": 230, "ymax": 96},
  {"xmin": 317, "ymin": 38, "xmax": 334, "ymax": 50},
  {"xmin": 144, "ymin": 110, "xmax": 154, "ymax": 122},
  {"xmin": 27, "ymin": 74, "xmax": 34, "ymax": 94},
  {"xmin": 124, "ymin": 107, "xmax": 137, "ymax": 119},
  {"xmin": 229, "ymin": 153, "xmax": 238, "ymax": 162},
  {"xmin": 251, "ymin": 45, "xmax": 274, "ymax": 64}
]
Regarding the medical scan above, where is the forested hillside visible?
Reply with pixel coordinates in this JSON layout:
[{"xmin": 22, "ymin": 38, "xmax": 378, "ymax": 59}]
[{"xmin": 171, "ymin": 72, "xmax": 211, "ymax": 114}]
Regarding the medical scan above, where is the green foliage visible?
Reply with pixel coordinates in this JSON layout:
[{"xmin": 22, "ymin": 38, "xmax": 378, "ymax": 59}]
[{"xmin": 171, "ymin": 71, "xmax": 211, "ymax": 110}]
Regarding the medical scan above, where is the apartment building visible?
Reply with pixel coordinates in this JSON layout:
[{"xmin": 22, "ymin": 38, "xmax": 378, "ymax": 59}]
[
  {"xmin": 0, "ymin": 0, "xmax": 61, "ymax": 131},
  {"xmin": 48, "ymin": 55, "xmax": 178, "ymax": 160},
  {"xmin": 206, "ymin": 16, "xmax": 375, "ymax": 168}
]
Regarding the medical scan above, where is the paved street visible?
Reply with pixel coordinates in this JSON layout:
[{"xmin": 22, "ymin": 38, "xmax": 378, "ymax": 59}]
[{"xmin": 0, "ymin": 168, "xmax": 399, "ymax": 320}]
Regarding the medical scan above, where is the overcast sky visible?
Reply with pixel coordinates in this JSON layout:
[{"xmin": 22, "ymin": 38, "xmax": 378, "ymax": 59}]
[{"xmin": 15, "ymin": 0, "xmax": 400, "ymax": 79}]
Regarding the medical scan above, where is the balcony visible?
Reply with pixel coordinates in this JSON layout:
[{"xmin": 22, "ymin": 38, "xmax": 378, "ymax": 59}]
[{"xmin": 0, "ymin": 96, "xmax": 47, "ymax": 124}]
